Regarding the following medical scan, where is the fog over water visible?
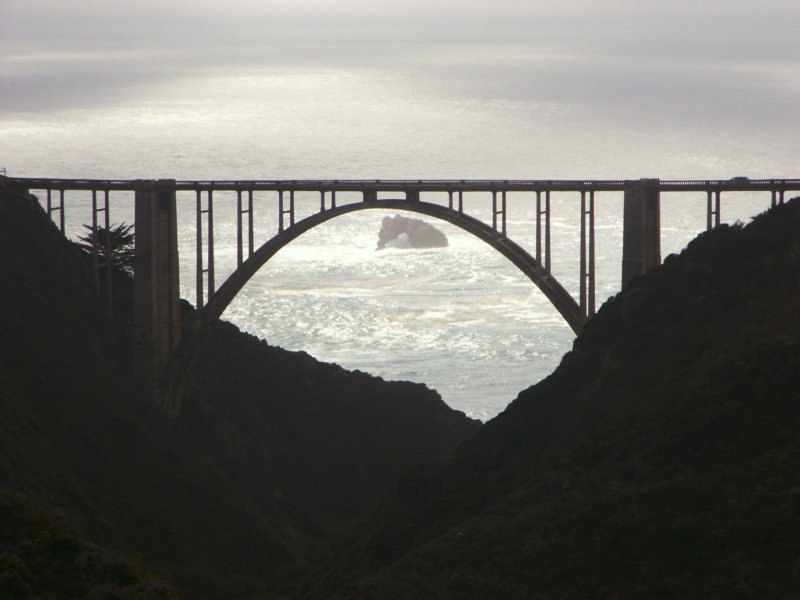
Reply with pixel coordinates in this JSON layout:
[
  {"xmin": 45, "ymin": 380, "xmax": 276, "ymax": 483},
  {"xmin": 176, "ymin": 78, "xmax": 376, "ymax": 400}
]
[{"xmin": 2, "ymin": 1, "xmax": 798, "ymax": 419}]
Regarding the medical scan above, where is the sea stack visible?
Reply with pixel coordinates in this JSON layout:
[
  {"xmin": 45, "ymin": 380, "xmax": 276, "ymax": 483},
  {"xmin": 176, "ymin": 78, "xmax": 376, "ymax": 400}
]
[{"xmin": 377, "ymin": 214, "xmax": 448, "ymax": 249}]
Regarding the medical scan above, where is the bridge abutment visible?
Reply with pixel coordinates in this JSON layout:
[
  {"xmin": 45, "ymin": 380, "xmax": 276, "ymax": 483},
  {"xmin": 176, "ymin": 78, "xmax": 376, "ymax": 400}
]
[
  {"xmin": 622, "ymin": 178, "xmax": 661, "ymax": 288},
  {"xmin": 133, "ymin": 179, "xmax": 182, "ymax": 415}
]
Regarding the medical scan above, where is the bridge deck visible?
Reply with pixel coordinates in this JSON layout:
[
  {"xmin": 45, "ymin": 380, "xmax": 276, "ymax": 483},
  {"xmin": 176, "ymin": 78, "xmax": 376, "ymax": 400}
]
[{"xmin": 5, "ymin": 176, "xmax": 800, "ymax": 193}]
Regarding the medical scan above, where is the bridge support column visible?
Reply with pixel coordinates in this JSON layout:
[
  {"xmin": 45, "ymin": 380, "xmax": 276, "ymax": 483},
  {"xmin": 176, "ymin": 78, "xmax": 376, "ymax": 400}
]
[
  {"xmin": 133, "ymin": 179, "xmax": 182, "ymax": 415},
  {"xmin": 622, "ymin": 178, "xmax": 661, "ymax": 289}
]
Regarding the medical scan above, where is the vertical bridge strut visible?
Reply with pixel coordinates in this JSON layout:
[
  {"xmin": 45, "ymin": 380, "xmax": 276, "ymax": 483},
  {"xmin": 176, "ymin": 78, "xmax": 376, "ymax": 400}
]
[
  {"xmin": 90, "ymin": 188, "xmax": 112, "ymax": 301},
  {"xmin": 236, "ymin": 189, "xmax": 254, "ymax": 267},
  {"xmin": 707, "ymin": 188, "xmax": 721, "ymax": 231},
  {"xmin": 320, "ymin": 189, "xmax": 338, "ymax": 210},
  {"xmin": 46, "ymin": 189, "xmax": 65, "ymax": 233},
  {"xmin": 579, "ymin": 189, "xmax": 596, "ymax": 317},
  {"xmin": 278, "ymin": 190, "xmax": 295, "ymax": 231},
  {"xmin": 447, "ymin": 190, "xmax": 465, "ymax": 213},
  {"xmin": 771, "ymin": 189, "xmax": 786, "ymax": 207},
  {"xmin": 535, "ymin": 189, "xmax": 551, "ymax": 273},
  {"xmin": 492, "ymin": 190, "xmax": 507, "ymax": 237},
  {"xmin": 195, "ymin": 190, "xmax": 215, "ymax": 309}
]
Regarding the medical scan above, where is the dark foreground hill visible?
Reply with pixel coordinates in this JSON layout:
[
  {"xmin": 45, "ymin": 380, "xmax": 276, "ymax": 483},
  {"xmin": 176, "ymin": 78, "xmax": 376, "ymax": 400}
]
[
  {"xmin": 0, "ymin": 182, "xmax": 478, "ymax": 599},
  {"xmin": 304, "ymin": 198, "xmax": 800, "ymax": 599},
  {"xmin": 0, "ymin": 489, "xmax": 184, "ymax": 599}
]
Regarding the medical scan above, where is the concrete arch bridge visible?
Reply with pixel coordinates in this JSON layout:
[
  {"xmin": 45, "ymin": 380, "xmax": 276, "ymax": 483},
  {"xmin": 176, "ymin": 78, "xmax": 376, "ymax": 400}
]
[{"xmin": 6, "ymin": 176, "xmax": 799, "ymax": 415}]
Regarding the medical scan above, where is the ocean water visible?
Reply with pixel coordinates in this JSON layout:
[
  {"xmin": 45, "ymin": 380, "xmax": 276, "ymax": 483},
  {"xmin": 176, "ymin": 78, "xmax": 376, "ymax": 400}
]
[{"xmin": 2, "ymin": 66, "xmax": 794, "ymax": 420}]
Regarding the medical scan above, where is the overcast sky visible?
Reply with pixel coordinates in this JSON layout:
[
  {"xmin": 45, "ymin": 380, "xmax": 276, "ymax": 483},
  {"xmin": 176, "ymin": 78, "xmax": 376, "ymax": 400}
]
[
  {"xmin": 2, "ymin": 0, "xmax": 799, "ymax": 135},
  {"xmin": 4, "ymin": 1, "xmax": 797, "ymax": 68},
  {"xmin": 3, "ymin": 1, "xmax": 798, "ymax": 52}
]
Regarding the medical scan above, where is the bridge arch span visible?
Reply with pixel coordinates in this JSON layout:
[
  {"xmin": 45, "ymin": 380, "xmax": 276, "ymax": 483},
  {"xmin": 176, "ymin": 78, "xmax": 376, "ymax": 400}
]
[{"xmin": 162, "ymin": 199, "xmax": 585, "ymax": 412}]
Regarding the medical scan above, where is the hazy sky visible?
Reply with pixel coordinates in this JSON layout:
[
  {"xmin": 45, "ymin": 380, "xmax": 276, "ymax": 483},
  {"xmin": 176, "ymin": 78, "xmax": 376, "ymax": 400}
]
[
  {"xmin": 0, "ymin": 0, "xmax": 800, "ymax": 182},
  {"xmin": 3, "ymin": 0, "xmax": 798, "ymax": 111}
]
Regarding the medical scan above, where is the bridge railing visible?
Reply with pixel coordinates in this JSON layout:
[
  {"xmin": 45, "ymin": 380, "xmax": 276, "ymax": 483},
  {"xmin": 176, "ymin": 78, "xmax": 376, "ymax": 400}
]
[{"xmin": 8, "ymin": 175, "xmax": 800, "ymax": 195}]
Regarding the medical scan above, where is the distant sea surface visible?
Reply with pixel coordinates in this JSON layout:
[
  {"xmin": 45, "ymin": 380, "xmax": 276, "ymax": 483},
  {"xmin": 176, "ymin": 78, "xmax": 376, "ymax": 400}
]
[{"xmin": 2, "ymin": 66, "xmax": 794, "ymax": 420}]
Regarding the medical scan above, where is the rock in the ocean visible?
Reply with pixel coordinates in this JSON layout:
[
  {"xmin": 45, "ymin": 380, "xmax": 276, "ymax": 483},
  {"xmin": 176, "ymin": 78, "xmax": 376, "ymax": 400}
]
[{"xmin": 377, "ymin": 215, "xmax": 448, "ymax": 250}]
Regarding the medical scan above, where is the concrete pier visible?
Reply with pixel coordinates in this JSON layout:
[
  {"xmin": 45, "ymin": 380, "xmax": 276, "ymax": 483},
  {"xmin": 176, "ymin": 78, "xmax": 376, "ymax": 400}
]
[
  {"xmin": 133, "ymin": 180, "xmax": 181, "ymax": 414},
  {"xmin": 622, "ymin": 179, "xmax": 661, "ymax": 289}
]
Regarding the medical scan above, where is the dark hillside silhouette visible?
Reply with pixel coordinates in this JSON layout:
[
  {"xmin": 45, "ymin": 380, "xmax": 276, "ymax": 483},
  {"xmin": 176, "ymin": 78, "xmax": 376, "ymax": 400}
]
[
  {"xmin": 0, "ymin": 181, "xmax": 478, "ymax": 599},
  {"xmin": 304, "ymin": 198, "xmax": 800, "ymax": 599},
  {"xmin": 5, "ymin": 174, "xmax": 798, "ymax": 599}
]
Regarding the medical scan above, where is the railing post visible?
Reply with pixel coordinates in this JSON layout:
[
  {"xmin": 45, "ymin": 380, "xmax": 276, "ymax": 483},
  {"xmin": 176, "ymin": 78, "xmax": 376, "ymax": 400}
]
[{"xmin": 622, "ymin": 178, "xmax": 661, "ymax": 289}]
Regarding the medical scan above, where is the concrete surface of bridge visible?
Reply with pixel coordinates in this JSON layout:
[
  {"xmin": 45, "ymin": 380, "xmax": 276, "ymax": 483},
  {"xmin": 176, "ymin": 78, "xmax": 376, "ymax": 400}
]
[{"xmin": 6, "ymin": 175, "xmax": 798, "ymax": 415}]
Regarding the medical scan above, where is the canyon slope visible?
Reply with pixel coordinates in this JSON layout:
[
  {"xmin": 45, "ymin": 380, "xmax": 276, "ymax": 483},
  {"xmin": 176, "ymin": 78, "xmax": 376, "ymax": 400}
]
[
  {"xmin": 304, "ymin": 197, "xmax": 800, "ymax": 599},
  {"xmin": 0, "ymin": 181, "xmax": 478, "ymax": 599}
]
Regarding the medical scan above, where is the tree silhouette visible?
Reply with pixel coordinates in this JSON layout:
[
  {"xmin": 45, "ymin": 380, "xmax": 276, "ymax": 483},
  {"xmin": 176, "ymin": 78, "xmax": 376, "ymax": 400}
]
[{"xmin": 78, "ymin": 223, "xmax": 135, "ymax": 275}]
